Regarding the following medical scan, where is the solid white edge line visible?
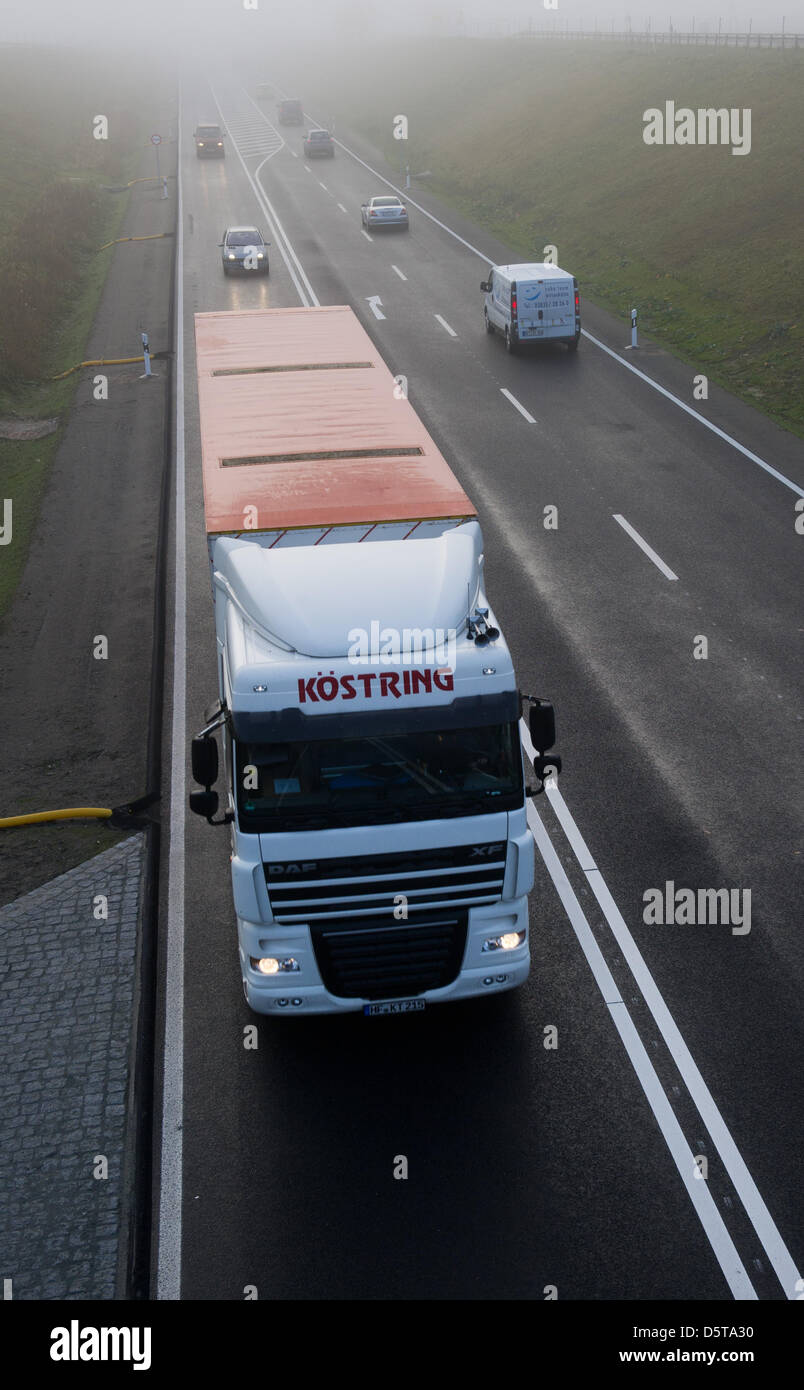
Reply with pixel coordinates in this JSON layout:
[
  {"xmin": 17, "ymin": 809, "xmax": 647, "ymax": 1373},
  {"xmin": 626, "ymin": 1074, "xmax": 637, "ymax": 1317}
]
[
  {"xmin": 434, "ymin": 313, "xmax": 457, "ymax": 337},
  {"xmin": 157, "ymin": 89, "xmax": 186, "ymax": 1303},
  {"xmin": 613, "ymin": 513, "xmax": 679, "ymax": 581},
  {"xmin": 521, "ymin": 723, "xmax": 802, "ymax": 1300},
  {"xmin": 501, "ymin": 387, "xmax": 536, "ymax": 424},
  {"xmin": 391, "ymin": 265, "xmax": 407, "ymax": 280},
  {"xmin": 584, "ymin": 330, "xmax": 804, "ymax": 500},
  {"xmin": 284, "ymin": 91, "xmax": 802, "ymax": 505},
  {"xmin": 526, "ymin": 797, "xmax": 756, "ymax": 1300},
  {"xmin": 212, "ymin": 86, "xmax": 317, "ymax": 307}
]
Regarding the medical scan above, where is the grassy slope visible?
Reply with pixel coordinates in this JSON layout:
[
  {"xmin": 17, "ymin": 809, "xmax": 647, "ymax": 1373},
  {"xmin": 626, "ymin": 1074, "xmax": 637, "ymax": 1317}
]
[
  {"xmin": 290, "ymin": 38, "xmax": 804, "ymax": 434},
  {"xmin": 0, "ymin": 47, "xmax": 165, "ymax": 615}
]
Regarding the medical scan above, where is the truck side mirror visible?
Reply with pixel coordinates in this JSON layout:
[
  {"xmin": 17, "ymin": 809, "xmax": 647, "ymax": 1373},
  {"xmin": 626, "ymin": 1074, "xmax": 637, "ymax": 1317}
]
[
  {"xmin": 528, "ymin": 699, "xmax": 556, "ymax": 751},
  {"xmin": 192, "ymin": 735, "xmax": 219, "ymax": 786},
  {"xmin": 189, "ymin": 789, "xmax": 219, "ymax": 819}
]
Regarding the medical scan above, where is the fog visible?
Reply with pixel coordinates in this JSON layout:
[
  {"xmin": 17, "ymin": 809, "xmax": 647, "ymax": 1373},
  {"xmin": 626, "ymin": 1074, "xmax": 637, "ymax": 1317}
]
[{"xmin": 1, "ymin": 0, "xmax": 802, "ymax": 51}]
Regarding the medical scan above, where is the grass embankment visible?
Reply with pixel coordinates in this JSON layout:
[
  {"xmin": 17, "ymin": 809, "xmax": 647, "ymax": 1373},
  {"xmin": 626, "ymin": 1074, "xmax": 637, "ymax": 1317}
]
[
  {"xmin": 0, "ymin": 47, "xmax": 168, "ymax": 615},
  {"xmin": 288, "ymin": 38, "xmax": 804, "ymax": 435}
]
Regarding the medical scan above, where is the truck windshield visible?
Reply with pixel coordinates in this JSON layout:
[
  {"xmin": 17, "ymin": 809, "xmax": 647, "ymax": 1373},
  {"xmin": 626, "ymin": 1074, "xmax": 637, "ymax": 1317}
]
[{"xmin": 235, "ymin": 722, "xmax": 522, "ymax": 829}]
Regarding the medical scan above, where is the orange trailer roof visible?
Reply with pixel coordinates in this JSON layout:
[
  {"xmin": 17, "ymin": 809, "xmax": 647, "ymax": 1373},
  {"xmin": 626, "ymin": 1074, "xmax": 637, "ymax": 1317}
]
[{"xmin": 194, "ymin": 307, "xmax": 476, "ymax": 536}]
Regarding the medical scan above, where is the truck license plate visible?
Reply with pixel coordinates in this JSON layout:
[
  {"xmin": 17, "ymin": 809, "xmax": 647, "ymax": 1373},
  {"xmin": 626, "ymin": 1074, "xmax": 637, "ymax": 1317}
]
[{"xmin": 364, "ymin": 998, "xmax": 425, "ymax": 1016}]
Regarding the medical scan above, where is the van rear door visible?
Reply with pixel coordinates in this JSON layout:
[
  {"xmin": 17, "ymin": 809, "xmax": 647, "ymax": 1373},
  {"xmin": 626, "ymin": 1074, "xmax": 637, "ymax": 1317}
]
[{"xmin": 518, "ymin": 277, "xmax": 574, "ymax": 340}]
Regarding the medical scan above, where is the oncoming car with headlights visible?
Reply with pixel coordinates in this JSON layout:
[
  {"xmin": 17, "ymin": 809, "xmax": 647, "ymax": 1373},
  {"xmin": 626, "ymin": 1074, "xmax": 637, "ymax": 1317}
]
[{"xmin": 220, "ymin": 226, "xmax": 270, "ymax": 276}]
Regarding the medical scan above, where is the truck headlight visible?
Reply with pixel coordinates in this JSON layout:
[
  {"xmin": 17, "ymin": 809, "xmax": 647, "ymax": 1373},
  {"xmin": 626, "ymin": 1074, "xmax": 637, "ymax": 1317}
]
[
  {"xmin": 482, "ymin": 931, "xmax": 525, "ymax": 952},
  {"xmin": 251, "ymin": 956, "xmax": 300, "ymax": 975},
  {"xmin": 228, "ymin": 253, "xmax": 236, "ymax": 260}
]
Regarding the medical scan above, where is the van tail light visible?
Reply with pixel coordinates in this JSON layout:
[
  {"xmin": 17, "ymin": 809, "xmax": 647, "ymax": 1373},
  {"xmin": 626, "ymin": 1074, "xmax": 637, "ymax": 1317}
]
[{"xmin": 575, "ymin": 292, "xmax": 580, "ymax": 310}]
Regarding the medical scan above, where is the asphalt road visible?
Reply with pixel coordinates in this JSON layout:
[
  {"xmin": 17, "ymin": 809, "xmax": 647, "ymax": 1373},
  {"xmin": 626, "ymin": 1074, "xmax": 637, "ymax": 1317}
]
[{"xmin": 157, "ymin": 73, "xmax": 803, "ymax": 1300}]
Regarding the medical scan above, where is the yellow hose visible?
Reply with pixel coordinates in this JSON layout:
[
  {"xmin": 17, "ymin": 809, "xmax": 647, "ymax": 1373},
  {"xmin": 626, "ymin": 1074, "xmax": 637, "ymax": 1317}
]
[
  {"xmin": 0, "ymin": 808, "xmax": 113, "ymax": 827},
  {"xmin": 97, "ymin": 232, "xmax": 174, "ymax": 251},
  {"xmin": 51, "ymin": 356, "xmax": 144, "ymax": 379}
]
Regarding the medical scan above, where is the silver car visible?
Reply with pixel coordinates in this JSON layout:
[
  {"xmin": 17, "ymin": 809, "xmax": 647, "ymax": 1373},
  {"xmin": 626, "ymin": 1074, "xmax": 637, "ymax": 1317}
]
[
  {"xmin": 220, "ymin": 226, "xmax": 270, "ymax": 275},
  {"xmin": 361, "ymin": 195, "xmax": 409, "ymax": 231}
]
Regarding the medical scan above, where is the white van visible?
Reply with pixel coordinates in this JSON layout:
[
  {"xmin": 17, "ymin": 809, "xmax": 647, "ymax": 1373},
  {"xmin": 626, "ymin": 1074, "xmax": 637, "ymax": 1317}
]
[{"xmin": 480, "ymin": 262, "xmax": 580, "ymax": 352}]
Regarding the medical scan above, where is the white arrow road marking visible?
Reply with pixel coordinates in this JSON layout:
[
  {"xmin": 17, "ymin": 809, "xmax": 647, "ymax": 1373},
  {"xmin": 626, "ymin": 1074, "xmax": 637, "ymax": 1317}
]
[
  {"xmin": 500, "ymin": 388, "xmax": 536, "ymax": 424},
  {"xmin": 613, "ymin": 514, "xmax": 678, "ymax": 581},
  {"xmin": 366, "ymin": 296, "xmax": 386, "ymax": 320}
]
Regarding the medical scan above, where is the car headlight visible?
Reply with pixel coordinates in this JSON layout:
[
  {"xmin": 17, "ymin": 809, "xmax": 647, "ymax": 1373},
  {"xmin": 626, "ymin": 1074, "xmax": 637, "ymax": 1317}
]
[
  {"xmin": 256, "ymin": 252, "xmax": 263, "ymax": 258},
  {"xmin": 228, "ymin": 253, "xmax": 235, "ymax": 260}
]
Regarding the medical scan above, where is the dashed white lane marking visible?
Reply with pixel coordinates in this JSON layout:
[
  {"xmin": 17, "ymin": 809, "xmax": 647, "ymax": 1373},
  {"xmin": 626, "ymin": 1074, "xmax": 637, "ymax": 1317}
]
[
  {"xmin": 434, "ymin": 313, "xmax": 456, "ymax": 337},
  {"xmin": 361, "ymin": 229, "xmax": 373, "ymax": 242},
  {"xmin": 501, "ymin": 387, "xmax": 536, "ymax": 424},
  {"xmin": 337, "ymin": 202, "xmax": 348, "ymax": 214},
  {"xmin": 391, "ymin": 265, "xmax": 407, "ymax": 281},
  {"xmin": 613, "ymin": 513, "xmax": 679, "ymax": 581}
]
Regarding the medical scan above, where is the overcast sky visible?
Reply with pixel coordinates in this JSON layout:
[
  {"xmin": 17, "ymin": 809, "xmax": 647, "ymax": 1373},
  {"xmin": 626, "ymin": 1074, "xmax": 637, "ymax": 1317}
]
[{"xmin": 1, "ymin": 0, "xmax": 802, "ymax": 48}]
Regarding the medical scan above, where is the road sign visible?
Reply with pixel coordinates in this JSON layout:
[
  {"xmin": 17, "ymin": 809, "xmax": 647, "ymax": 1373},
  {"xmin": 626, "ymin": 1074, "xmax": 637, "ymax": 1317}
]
[{"xmin": 150, "ymin": 133, "xmax": 162, "ymax": 145}]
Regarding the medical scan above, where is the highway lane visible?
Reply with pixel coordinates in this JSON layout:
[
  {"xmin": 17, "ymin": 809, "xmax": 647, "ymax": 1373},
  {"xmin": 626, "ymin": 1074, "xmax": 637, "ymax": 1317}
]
[{"xmin": 159, "ymin": 73, "xmax": 803, "ymax": 1300}]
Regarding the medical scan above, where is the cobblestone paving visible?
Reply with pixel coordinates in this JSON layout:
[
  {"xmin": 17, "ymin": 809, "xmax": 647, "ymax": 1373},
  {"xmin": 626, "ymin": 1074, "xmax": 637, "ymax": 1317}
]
[{"xmin": 0, "ymin": 835, "xmax": 143, "ymax": 1299}]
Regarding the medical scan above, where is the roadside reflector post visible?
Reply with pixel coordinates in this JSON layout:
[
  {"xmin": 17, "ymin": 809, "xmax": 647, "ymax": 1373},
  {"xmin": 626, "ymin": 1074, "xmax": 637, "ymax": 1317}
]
[
  {"xmin": 627, "ymin": 307, "xmax": 639, "ymax": 350},
  {"xmin": 140, "ymin": 331, "xmax": 155, "ymax": 379},
  {"xmin": 150, "ymin": 132, "xmax": 167, "ymax": 197}
]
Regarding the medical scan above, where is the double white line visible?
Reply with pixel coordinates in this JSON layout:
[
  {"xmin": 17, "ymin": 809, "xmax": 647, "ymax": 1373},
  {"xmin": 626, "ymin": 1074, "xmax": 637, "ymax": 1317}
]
[{"xmin": 521, "ymin": 721, "xmax": 800, "ymax": 1301}]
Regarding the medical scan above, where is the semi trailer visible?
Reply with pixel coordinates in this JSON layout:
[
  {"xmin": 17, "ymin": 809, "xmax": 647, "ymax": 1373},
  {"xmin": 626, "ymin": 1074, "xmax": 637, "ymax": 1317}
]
[{"xmin": 190, "ymin": 305, "xmax": 560, "ymax": 1016}]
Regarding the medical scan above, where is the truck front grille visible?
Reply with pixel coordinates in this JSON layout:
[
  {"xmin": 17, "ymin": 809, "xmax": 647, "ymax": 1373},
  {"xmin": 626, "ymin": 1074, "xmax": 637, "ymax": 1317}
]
[
  {"xmin": 265, "ymin": 842, "xmax": 506, "ymax": 924},
  {"xmin": 311, "ymin": 913, "xmax": 467, "ymax": 1000}
]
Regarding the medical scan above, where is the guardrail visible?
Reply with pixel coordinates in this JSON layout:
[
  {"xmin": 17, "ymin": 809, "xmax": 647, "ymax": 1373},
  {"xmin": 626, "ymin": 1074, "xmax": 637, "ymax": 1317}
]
[{"xmin": 516, "ymin": 29, "xmax": 801, "ymax": 49}]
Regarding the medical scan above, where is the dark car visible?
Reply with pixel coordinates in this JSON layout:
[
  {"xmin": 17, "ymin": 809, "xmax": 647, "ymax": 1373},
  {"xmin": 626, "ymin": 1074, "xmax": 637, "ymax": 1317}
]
[
  {"xmin": 277, "ymin": 98, "xmax": 303, "ymax": 125},
  {"xmin": 303, "ymin": 128, "xmax": 335, "ymax": 158},
  {"xmin": 220, "ymin": 226, "xmax": 270, "ymax": 276},
  {"xmin": 195, "ymin": 123, "xmax": 225, "ymax": 158}
]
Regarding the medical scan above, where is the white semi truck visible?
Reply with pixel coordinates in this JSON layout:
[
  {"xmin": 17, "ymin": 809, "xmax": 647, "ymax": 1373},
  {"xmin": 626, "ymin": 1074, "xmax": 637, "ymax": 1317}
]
[{"xmin": 190, "ymin": 306, "xmax": 560, "ymax": 1016}]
